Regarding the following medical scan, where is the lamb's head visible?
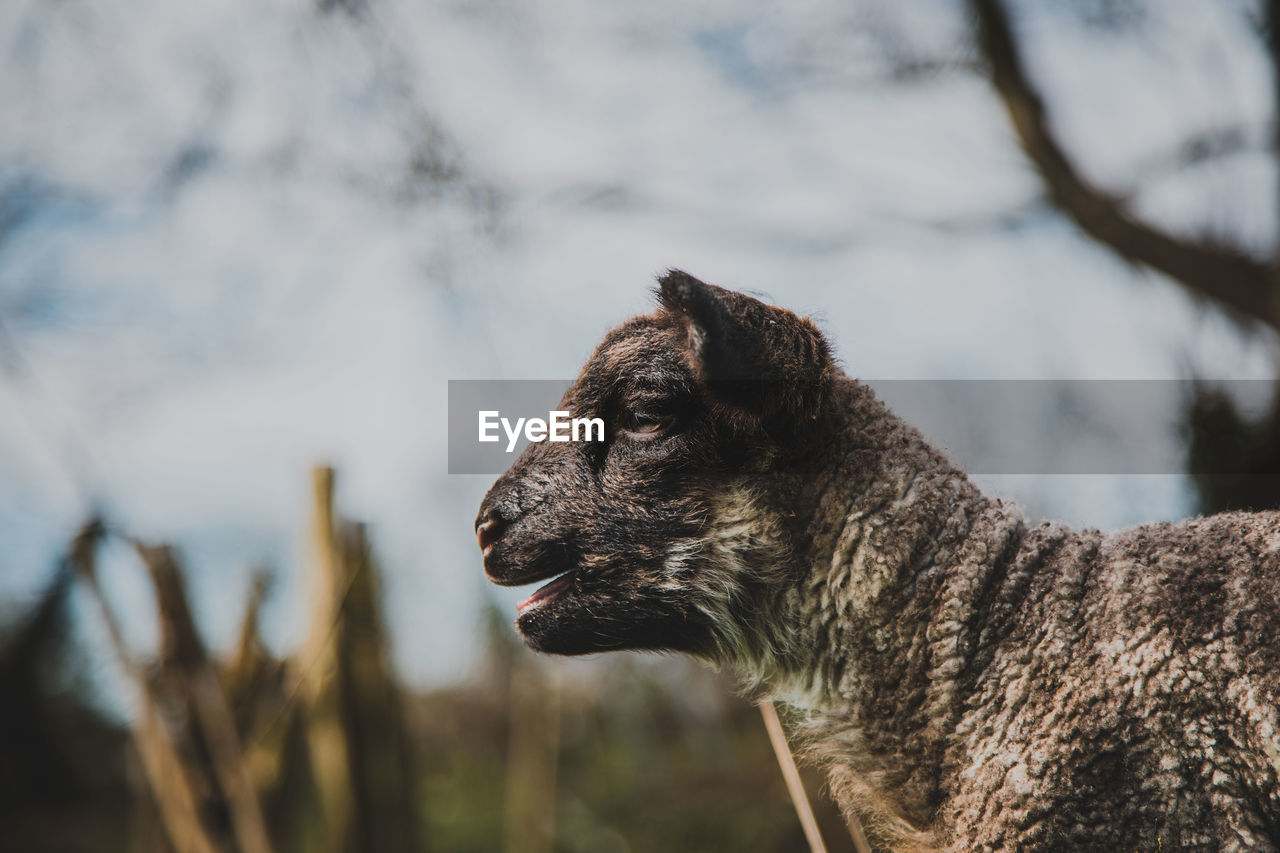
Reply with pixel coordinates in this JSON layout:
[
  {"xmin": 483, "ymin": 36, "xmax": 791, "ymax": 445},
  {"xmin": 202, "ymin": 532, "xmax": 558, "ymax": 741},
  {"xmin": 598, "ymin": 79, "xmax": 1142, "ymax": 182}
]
[{"xmin": 476, "ymin": 271, "xmax": 836, "ymax": 665}]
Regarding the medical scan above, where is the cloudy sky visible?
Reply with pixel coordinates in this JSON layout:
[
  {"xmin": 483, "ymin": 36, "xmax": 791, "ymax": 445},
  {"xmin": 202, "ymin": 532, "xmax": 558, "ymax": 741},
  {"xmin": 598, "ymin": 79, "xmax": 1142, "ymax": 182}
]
[{"xmin": 0, "ymin": 0, "xmax": 1275, "ymax": 694}]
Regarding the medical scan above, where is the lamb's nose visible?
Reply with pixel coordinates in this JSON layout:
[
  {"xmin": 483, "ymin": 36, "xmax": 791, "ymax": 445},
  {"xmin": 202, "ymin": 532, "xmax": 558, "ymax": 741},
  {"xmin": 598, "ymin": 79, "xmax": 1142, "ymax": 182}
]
[{"xmin": 476, "ymin": 514, "xmax": 505, "ymax": 553}]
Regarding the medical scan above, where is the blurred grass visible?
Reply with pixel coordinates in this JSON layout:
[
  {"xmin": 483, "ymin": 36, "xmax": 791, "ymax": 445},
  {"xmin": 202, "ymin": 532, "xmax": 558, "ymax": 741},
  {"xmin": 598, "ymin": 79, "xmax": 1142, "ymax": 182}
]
[{"xmin": 0, "ymin": 467, "xmax": 851, "ymax": 853}]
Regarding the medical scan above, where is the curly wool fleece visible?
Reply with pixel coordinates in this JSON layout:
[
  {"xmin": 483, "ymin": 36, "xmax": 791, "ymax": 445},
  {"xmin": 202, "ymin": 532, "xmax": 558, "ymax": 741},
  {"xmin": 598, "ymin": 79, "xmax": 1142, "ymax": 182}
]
[{"xmin": 478, "ymin": 272, "xmax": 1280, "ymax": 851}]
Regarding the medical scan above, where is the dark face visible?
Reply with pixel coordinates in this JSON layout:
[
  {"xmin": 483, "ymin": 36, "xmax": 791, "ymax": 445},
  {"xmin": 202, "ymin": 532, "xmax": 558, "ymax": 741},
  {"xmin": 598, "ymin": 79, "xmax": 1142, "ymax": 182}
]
[{"xmin": 475, "ymin": 271, "xmax": 833, "ymax": 657}]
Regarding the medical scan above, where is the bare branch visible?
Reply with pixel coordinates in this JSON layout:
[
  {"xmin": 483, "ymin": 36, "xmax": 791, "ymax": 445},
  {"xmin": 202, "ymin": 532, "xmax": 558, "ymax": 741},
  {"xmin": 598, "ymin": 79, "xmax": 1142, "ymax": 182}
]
[
  {"xmin": 969, "ymin": 0, "xmax": 1280, "ymax": 333},
  {"xmin": 1135, "ymin": 125, "xmax": 1255, "ymax": 179},
  {"xmin": 1266, "ymin": 0, "xmax": 1280, "ymax": 255}
]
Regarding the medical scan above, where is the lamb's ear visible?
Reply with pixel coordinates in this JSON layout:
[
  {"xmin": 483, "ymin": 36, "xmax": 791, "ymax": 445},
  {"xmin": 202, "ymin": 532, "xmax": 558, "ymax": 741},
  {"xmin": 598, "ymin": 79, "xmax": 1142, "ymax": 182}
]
[{"xmin": 657, "ymin": 269, "xmax": 833, "ymax": 431}]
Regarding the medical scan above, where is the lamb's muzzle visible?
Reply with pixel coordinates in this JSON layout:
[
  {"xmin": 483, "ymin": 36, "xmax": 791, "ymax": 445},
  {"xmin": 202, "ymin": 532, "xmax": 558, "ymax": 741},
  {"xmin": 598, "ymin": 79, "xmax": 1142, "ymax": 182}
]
[{"xmin": 477, "ymin": 270, "xmax": 1280, "ymax": 852}]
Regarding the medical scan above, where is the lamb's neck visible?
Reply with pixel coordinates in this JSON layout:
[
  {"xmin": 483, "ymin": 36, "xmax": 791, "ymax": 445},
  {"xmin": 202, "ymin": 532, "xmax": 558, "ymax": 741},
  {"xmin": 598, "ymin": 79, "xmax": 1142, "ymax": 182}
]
[{"xmin": 774, "ymin": 379, "xmax": 1027, "ymax": 807}]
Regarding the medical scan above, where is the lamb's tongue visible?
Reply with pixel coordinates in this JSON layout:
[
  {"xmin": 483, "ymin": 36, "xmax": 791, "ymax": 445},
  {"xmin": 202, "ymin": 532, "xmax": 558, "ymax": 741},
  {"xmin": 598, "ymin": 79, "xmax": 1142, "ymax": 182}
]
[{"xmin": 516, "ymin": 572, "xmax": 573, "ymax": 613}]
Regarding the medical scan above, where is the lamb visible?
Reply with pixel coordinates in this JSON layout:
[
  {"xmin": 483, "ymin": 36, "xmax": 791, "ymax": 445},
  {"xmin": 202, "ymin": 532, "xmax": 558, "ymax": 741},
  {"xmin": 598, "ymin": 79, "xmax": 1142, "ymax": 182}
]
[{"xmin": 475, "ymin": 270, "xmax": 1280, "ymax": 851}]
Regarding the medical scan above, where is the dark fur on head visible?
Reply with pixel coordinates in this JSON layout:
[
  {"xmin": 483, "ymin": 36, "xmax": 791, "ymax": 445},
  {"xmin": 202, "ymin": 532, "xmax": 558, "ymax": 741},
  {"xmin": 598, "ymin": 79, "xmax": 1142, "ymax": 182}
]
[
  {"xmin": 478, "ymin": 272, "xmax": 1280, "ymax": 851},
  {"xmin": 477, "ymin": 271, "xmax": 831, "ymax": 662}
]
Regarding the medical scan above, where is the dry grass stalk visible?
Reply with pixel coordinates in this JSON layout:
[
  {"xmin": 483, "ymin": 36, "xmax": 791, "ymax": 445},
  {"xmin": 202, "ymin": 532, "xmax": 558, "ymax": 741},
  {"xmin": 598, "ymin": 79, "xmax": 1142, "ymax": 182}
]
[
  {"xmin": 760, "ymin": 701, "xmax": 851, "ymax": 853},
  {"xmin": 63, "ymin": 466, "xmax": 423, "ymax": 853},
  {"xmin": 219, "ymin": 571, "xmax": 293, "ymax": 793},
  {"xmin": 228, "ymin": 572, "xmax": 270, "ymax": 689},
  {"xmin": 135, "ymin": 543, "xmax": 275, "ymax": 853},
  {"xmin": 69, "ymin": 522, "xmax": 222, "ymax": 853},
  {"xmin": 299, "ymin": 465, "xmax": 357, "ymax": 849},
  {"xmin": 298, "ymin": 465, "xmax": 423, "ymax": 853}
]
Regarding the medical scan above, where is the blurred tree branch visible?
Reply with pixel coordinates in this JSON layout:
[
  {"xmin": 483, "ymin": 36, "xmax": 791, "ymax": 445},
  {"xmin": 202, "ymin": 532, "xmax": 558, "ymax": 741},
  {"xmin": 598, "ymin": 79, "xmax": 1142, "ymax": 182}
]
[
  {"xmin": 968, "ymin": 0, "xmax": 1280, "ymax": 513},
  {"xmin": 968, "ymin": 0, "xmax": 1280, "ymax": 334},
  {"xmin": 1267, "ymin": 0, "xmax": 1280, "ymax": 224}
]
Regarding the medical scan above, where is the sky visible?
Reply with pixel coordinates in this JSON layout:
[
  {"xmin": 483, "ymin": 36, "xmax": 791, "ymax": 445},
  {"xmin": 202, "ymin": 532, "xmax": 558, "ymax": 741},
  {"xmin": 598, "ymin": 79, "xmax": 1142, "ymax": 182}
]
[{"xmin": 0, "ymin": 0, "xmax": 1276, "ymax": 696}]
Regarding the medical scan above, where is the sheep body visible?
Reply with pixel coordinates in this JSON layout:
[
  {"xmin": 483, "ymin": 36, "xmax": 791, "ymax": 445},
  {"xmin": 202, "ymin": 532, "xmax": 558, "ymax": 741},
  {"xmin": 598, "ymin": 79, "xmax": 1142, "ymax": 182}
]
[{"xmin": 477, "ymin": 273, "xmax": 1280, "ymax": 850}]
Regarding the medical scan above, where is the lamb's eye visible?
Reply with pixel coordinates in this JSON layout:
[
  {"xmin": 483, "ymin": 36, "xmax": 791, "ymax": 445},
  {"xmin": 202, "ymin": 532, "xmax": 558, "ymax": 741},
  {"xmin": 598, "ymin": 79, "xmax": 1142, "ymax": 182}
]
[{"xmin": 620, "ymin": 410, "xmax": 673, "ymax": 437}]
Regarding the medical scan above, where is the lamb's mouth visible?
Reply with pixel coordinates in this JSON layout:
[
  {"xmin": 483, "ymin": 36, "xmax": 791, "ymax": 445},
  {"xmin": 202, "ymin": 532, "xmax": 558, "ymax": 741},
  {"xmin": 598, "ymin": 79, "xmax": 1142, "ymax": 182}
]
[{"xmin": 515, "ymin": 570, "xmax": 577, "ymax": 614}]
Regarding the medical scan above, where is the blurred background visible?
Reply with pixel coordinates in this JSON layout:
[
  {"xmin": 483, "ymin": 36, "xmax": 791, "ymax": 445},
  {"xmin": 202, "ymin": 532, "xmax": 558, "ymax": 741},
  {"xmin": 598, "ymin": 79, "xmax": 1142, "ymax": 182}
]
[{"xmin": 4, "ymin": 0, "xmax": 1280, "ymax": 850}]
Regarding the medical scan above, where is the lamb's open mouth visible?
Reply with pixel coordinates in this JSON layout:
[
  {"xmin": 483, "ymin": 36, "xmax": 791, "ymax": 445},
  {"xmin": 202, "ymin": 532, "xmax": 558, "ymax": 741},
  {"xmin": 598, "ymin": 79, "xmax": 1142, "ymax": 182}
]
[{"xmin": 515, "ymin": 570, "xmax": 576, "ymax": 614}]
